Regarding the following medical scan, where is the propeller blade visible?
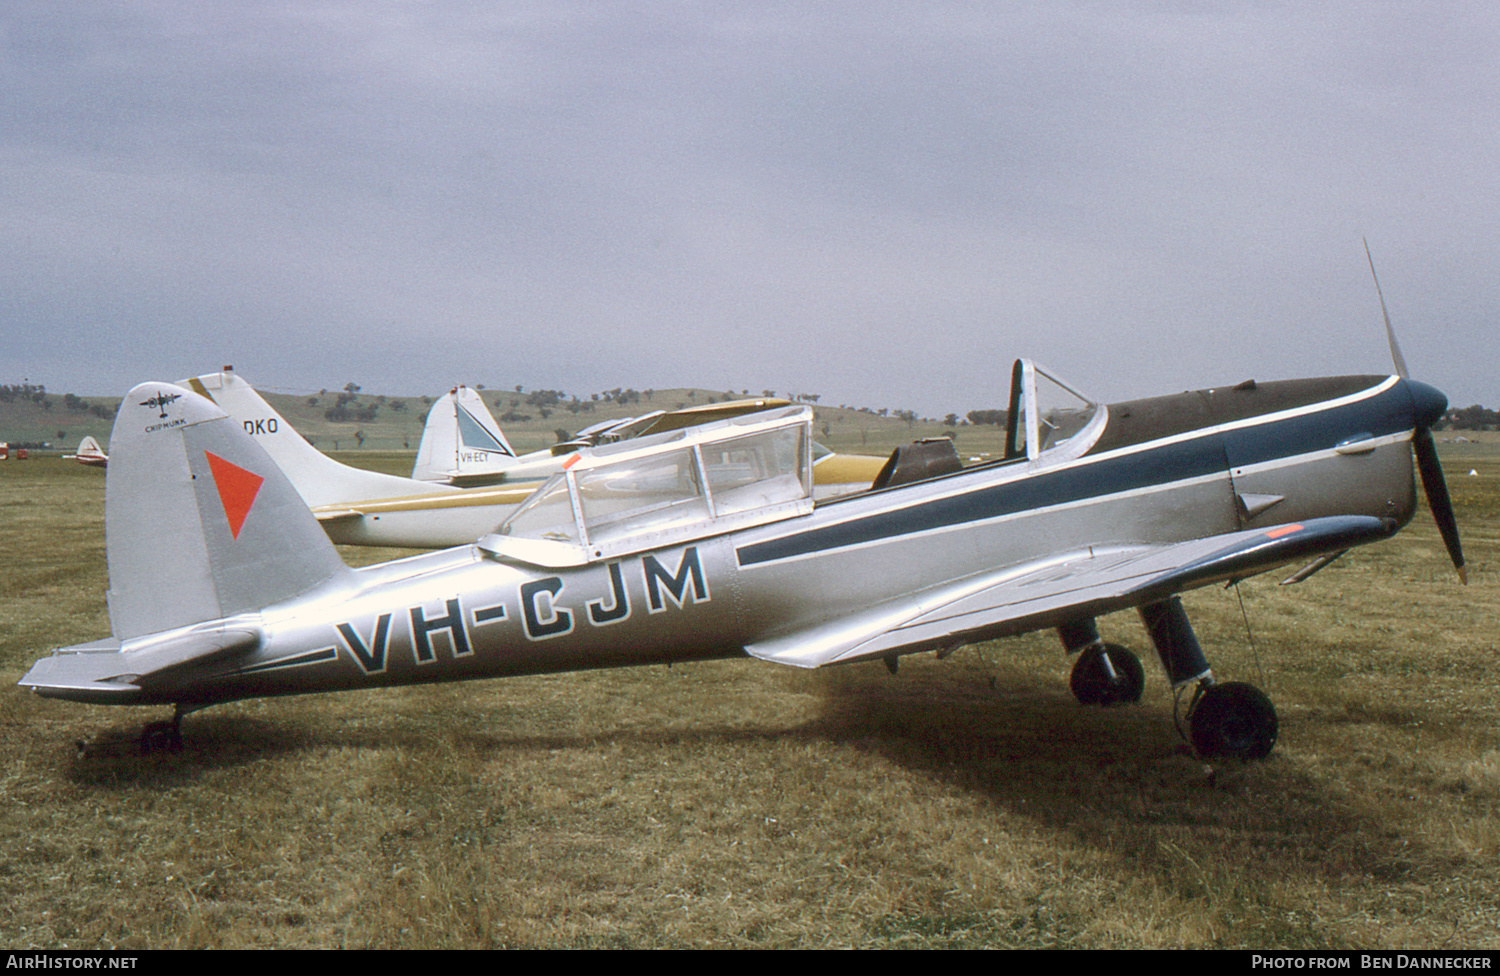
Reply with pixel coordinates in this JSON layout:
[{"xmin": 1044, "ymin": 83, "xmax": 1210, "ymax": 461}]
[
  {"xmin": 1361, "ymin": 246, "xmax": 1462, "ymax": 581},
  {"xmin": 1364, "ymin": 238, "xmax": 1409, "ymax": 379},
  {"xmin": 1413, "ymin": 427, "xmax": 1467, "ymax": 584}
]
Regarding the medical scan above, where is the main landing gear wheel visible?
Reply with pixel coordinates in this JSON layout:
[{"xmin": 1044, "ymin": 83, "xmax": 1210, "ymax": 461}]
[
  {"xmin": 1069, "ymin": 643, "xmax": 1145, "ymax": 706},
  {"xmin": 1188, "ymin": 682, "xmax": 1278, "ymax": 760}
]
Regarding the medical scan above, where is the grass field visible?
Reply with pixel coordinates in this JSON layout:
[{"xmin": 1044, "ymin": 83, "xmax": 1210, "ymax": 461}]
[{"xmin": 0, "ymin": 436, "xmax": 1496, "ymax": 949}]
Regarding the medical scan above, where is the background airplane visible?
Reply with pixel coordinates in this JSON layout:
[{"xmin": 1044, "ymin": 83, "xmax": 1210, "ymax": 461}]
[
  {"xmin": 180, "ymin": 369, "xmax": 888, "ymax": 548},
  {"xmin": 62, "ymin": 435, "xmax": 108, "ymax": 468},
  {"xmin": 19, "ymin": 355, "xmax": 1462, "ymax": 761},
  {"xmin": 410, "ymin": 384, "xmax": 803, "ymax": 487}
]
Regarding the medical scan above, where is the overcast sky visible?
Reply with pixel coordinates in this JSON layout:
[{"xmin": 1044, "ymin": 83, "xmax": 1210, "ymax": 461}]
[{"xmin": 2, "ymin": 2, "xmax": 1495, "ymax": 417}]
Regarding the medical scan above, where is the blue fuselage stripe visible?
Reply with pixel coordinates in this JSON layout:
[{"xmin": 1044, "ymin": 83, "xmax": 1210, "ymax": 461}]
[{"xmin": 737, "ymin": 380, "xmax": 1408, "ymax": 567}]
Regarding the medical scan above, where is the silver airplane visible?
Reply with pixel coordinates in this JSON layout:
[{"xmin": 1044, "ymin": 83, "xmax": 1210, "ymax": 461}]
[{"xmin": 18, "ymin": 357, "xmax": 1462, "ymax": 759}]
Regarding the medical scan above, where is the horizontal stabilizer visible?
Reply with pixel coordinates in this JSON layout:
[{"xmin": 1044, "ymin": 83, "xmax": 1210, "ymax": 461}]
[
  {"xmin": 312, "ymin": 508, "xmax": 363, "ymax": 523},
  {"xmin": 17, "ymin": 641, "xmax": 138, "ymax": 702},
  {"xmin": 18, "ymin": 623, "xmax": 260, "ymax": 703},
  {"xmin": 121, "ymin": 623, "xmax": 260, "ymax": 687}
]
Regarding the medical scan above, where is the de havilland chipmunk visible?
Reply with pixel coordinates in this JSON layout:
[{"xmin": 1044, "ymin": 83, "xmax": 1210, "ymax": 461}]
[
  {"xmin": 18, "ymin": 338, "xmax": 1464, "ymax": 759},
  {"xmin": 175, "ymin": 369, "xmax": 888, "ymax": 548}
]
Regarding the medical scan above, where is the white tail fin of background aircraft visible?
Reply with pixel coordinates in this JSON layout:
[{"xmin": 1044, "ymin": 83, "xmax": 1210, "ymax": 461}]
[
  {"xmin": 105, "ymin": 382, "xmax": 351, "ymax": 640},
  {"xmin": 180, "ymin": 369, "xmax": 458, "ymax": 508},
  {"xmin": 411, "ymin": 386, "xmax": 518, "ymax": 485},
  {"xmin": 64, "ymin": 435, "xmax": 108, "ymax": 467}
]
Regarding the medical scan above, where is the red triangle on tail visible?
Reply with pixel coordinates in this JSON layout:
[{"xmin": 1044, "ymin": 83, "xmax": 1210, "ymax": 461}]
[{"xmin": 205, "ymin": 452, "xmax": 265, "ymax": 539}]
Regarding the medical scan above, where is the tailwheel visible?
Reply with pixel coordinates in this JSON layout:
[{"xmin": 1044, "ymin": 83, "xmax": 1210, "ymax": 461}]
[
  {"xmin": 1188, "ymin": 682, "xmax": 1277, "ymax": 760},
  {"xmin": 1069, "ymin": 643, "xmax": 1145, "ymax": 706}
]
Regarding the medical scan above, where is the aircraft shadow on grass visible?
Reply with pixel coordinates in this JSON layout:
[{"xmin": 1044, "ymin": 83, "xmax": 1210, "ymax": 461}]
[{"xmin": 62, "ymin": 664, "xmax": 1412, "ymax": 904}]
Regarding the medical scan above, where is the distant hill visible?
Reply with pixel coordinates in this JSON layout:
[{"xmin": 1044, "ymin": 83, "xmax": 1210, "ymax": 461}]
[{"xmin": 0, "ymin": 381, "xmax": 1011, "ymax": 460}]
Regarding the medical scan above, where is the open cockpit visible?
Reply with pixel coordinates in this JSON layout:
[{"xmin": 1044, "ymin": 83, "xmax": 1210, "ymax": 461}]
[
  {"xmin": 1001, "ymin": 359, "xmax": 1105, "ymax": 464},
  {"xmin": 867, "ymin": 359, "xmax": 1105, "ymax": 491}
]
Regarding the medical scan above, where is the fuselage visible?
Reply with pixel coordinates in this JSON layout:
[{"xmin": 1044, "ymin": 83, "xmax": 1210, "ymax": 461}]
[{"xmin": 91, "ymin": 371, "xmax": 1440, "ymax": 709}]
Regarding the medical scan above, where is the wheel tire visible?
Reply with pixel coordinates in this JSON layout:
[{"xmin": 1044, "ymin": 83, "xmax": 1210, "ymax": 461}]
[
  {"xmin": 1069, "ymin": 643, "xmax": 1145, "ymax": 706},
  {"xmin": 1189, "ymin": 682, "xmax": 1278, "ymax": 760}
]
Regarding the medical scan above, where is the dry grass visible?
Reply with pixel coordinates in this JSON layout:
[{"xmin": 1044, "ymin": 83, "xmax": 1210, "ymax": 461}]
[{"xmin": 1, "ymin": 440, "xmax": 1498, "ymax": 949}]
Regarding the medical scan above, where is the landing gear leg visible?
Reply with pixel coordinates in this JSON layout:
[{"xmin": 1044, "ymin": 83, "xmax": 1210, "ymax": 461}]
[
  {"xmin": 1058, "ymin": 618, "xmax": 1144, "ymax": 706},
  {"xmin": 1139, "ymin": 597, "xmax": 1277, "ymax": 760},
  {"xmin": 139, "ymin": 705, "xmax": 186, "ymax": 755}
]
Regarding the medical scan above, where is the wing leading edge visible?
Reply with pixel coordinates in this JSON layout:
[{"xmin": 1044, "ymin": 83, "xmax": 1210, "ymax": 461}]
[{"xmin": 745, "ymin": 516, "xmax": 1395, "ymax": 669}]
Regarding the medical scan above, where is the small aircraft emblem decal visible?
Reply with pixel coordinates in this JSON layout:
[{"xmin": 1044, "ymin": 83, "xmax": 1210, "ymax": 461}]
[{"xmin": 140, "ymin": 391, "xmax": 182, "ymax": 419}]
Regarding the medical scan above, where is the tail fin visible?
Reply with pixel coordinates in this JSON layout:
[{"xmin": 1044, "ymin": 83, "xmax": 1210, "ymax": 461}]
[
  {"xmin": 105, "ymin": 382, "xmax": 352, "ymax": 640},
  {"xmin": 65, "ymin": 435, "xmax": 109, "ymax": 466},
  {"xmin": 179, "ymin": 369, "xmax": 453, "ymax": 507},
  {"xmin": 411, "ymin": 386, "xmax": 518, "ymax": 485}
]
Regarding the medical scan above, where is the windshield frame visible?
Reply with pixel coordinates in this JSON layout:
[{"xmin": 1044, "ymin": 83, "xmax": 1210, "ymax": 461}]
[{"xmin": 1003, "ymin": 359, "xmax": 1107, "ymax": 464}]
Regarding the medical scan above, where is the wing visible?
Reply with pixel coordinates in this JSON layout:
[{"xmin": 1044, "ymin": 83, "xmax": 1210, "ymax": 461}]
[
  {"xmin": 637, "ymin": 398, "xmax": 791, "ymax": 436},
  {"xmin": 745, "ymin": 516, "xmax": 1394, "ymax": 669}
]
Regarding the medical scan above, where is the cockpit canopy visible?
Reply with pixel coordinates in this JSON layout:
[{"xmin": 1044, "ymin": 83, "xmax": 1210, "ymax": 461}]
[{"xmin": 481, "ymin": 405, "xmax": 814, "ymax": 567}]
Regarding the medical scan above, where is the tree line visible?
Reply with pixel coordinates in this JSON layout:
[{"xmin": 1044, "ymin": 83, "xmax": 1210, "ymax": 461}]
[{"xmin": 7, "ymin": 380, "xmax": 1499, "ymax": 432}]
